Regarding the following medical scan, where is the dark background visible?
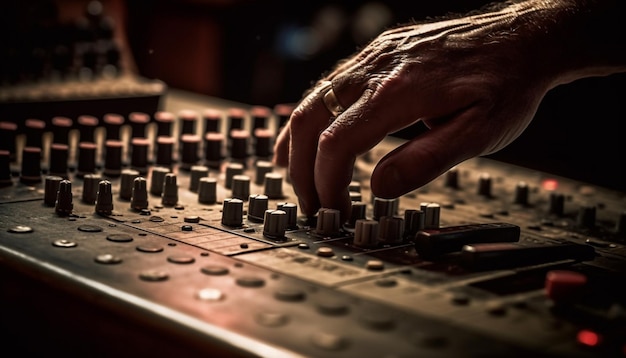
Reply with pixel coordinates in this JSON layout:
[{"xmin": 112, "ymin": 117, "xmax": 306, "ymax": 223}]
[
  {"xmin": 3, "ymin": 0, "xmax": 625, "ymax": 191},
  {"xmin": 126, "ymin": 0, "xmax": 625, "ymax": 192}
]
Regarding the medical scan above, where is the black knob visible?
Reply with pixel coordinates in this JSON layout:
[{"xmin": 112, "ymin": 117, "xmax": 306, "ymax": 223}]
[
  {"xmin": 131, "ymin": 177, "xmax": 149, "ymax": 211},
  {"xmin": 55, "ymin": 179, "xmax": 73, "ymax": 216},
  {"xmin": 20, "ymin": 147, "xmax": 42, "ymax": 184},
  {"xmin": 95, "ymin": 180, "xmax": 114, "ymax": 216}
]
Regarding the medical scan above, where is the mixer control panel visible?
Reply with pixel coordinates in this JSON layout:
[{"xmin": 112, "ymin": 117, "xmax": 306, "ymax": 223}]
[{"xmin": 1, "ymin": 90, "xmax": 625, "ymax": 357}]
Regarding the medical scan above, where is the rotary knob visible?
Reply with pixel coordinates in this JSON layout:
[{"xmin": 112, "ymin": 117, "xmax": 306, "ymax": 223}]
[
  {"xmin": 20, "ymin": 147, "xmax": 42, "ymax": 184},
  {"xmin": 346, "ymin": 201, "xmax": 367, "ymax": 228},
  {"xmin": 103, "ymin": 140, "xmax": 123, "ymax": 177},
  {"xmin": 423, "ymin": 203, "xmax": 441, "ymax": 229},
  {"xmin": 255, "ymin": 161, "xmax": 273, "ymax": 185},
  {"xmin": 231, "ymin": 174, "xmax": 251, "ymax": 200},
  {"xmin": 95, "ymin": 180, "xmax": 114, "ymax": 216},
  {"xmin": 373, "ymin": 197, "xmax": 397, "ymax": 220},
  {"xmin": 548, "ymin": 192, "xmax": 565, "ymax": 216},
  {"xmin": 314, "ymin": 208, "xmax": 341, "ymax": 237},
  {"xmin": 119, "ymin": 169, "xmax": 140, "ymax": 200},
  {"xmin": 444, "ymin": 167, "xmax": 459, "ymax": 189},
  {"xmin": 198, "ymin": 177, "xmax": 218, "ymax": 204},
  {"xmin": 248, "ymin": 194, "xmax": 269, "ymax": 222},
  {"xmin": 477, "ymin": 172, "xmax": 492, "ymax": 197},
  {"xmin": 404, "ymin": 209, "xmax": 425, "ymax": 238},
  {"xmin": 82, "ymin": 173, "xmax": 102, "ymax": 204},
  {"xmin": 161, "ymin": 173, "xmax": 179, "ymax": 206},
  {"xmin": 189, "ymin": 165, "xmax": 209, "ymax": 192},
  {"xmin": 264, "ymin": 172, "xmax": 284, "ymax": 199},
  {"xmin": 514, "ymin": 181, "xmax": 530, "ymax": 206},
  {"xmin": 263, "ymin": 209, "xmax": 287, "ymax": 239},
  {"xmin": 131, "ymin": 177, "xmax": 149, "ymax": 211},
  {"xmin": 44, "ymin": 175, "xmax": 63, "ymax": 206},
  {"xmin": 576, "ymin": 204, "xmax": 596, "ymax": 229},
  {"xmin": 378, "ymin": 216, "xmax": 405, "ymax": 244},
  {"xmin": 277, "ymin": 202, "xmax": 298, "ymax": 229},
  {"xmin": 55, "ymin": 179, "xmax": 73, "ymax": 216},
  {"xmin": 353, "ymin": 219, "xmax": 379, "ymax": 248},
  {"xmin": 221, "ymin": 198, "xmax": 243, "ymax": 227},
  {"xmin": 150, "ymin": 167, "xmax": 170, "ymax": 196}
]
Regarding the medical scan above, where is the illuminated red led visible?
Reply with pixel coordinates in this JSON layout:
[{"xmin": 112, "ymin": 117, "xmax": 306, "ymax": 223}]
[
  {"xmin": 577, "ymin": 329, "xmax": 601, "ymax": 348},
  {"xmin": 542, "ymin": 179, "xmax": 559, "ymax": 191}
]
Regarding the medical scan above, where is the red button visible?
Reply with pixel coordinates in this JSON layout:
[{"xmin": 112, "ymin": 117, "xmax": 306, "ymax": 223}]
[{"xmin": 545, "ymin": 270, "xmax": 587, "ymax": 302}]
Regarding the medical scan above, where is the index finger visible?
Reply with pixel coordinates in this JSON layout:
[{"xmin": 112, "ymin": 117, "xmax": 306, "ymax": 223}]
[{"xmin": 287, "ymin": 82, "xmax": 338, "ymax": 217}]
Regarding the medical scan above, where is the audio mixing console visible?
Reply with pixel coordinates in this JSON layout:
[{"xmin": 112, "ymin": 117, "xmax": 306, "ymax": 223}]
[{"xmin": 1, "ymin": 89, "xmax": 625, "ymax": 357}]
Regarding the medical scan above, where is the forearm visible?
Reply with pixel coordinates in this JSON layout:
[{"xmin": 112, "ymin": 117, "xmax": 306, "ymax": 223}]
[{"xmin": 499, "ymin": 0, "xmax": 626, "ymax": 87}]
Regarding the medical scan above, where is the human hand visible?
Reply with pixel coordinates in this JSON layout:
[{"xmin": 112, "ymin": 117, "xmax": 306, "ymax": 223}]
[{"xmin": 273, "ymin": 0, "xmax": 625, "ymax": 220}]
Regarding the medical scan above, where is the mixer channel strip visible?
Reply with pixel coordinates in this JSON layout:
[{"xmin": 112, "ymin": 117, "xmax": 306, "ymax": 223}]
[{"xmin": 1, "ymin": 95, "xmax": 626, "ymax": 357}]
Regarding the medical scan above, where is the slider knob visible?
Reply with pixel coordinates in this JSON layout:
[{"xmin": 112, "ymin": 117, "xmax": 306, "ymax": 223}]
[
  {"xmin": 314, "ymin": 208, "xmax": 341, "ymax": 237},
  {"xmin": 155, "ymin": 111, "xmax": 175, "ymax": 137},
  {"xmin": 254, "ymin": 128, "xmax": 272, "ymax": 158},
  {"xmin": 103, "ymin": 113, "xmax": 124, "ymax": 141},
  {"xmin": 229, "ymin": 129, "xmax": 249, "ymax": 162},
  {"xmin": 178, "ymin": 109, "xmax": 198, "ymax": 137},
  {"xmin": 180, "ymin": 134, "xmax": 201, "ymax": 170},
  {"xmin": 203, "ymin": 109, "xmax": 221, "ymax": 133},
  {"xmin": 77, "ymin": 115, "xmax": 98, "ymax": 143},
  {"xmin": 378, "ymin": 216, "xmax": 405, "ymax": 244},
  {"xmin": 55, "ymin": 179, "xmax": 73, "ymax": 216},
  {"xmin": 129, "ymin": 112, "xmax": 149, "ymax": 138},
  {"xmin": 263, "ymin": 209, "xmax": 287, "ymax": 239},
  {"xmin": 221, "ymin": 198, "xmax": 243, "ymax": 227},
  {"xmin": 353, "ymin": 219, "xmax": 379, "ymax": 248},
  {"xmin": 25, "ymin": 118, "xmax": 45, "ymax": 149},
  {"xmin": 204, "ymin": 132, "xmax": 224, "ymax": 169}
]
